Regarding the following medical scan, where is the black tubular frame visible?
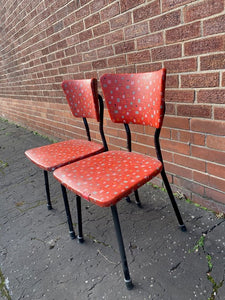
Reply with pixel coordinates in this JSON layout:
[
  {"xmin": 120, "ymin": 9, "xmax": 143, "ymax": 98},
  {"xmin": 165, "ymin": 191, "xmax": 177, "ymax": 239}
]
[
  {"xmin": 154, "ymin": 128, "xmax": 186, "ymax": 231},
  {"xmin": 59, "ymin": 94, "xmax": 108, "ymax": 239},
  {"xmin": 61, "ymin": 185, "xmax": 76, "ymax": 239},
  {"xmin": 83, "ymin": 117, "xmax": 91, "ymax": 141},
  {"xmin": 44, "ymin": 170, "xmax": 52, "ymax": 210},
  {"xmin": 124, "ymin": 123, "xmax": 141, "ymax": 207},
  {"xmin": 111, "ymin": 205, "xmax": 133, "ymax": 290}
]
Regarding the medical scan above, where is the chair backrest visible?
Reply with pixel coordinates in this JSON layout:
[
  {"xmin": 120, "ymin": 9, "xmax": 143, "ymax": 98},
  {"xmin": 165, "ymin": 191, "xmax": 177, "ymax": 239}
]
[
  {"xmin": 62, "ymin": 79, "xmax": 100, "ymax": 122},
  {"xmin": 100, "ymin": 69, "xmax": 166, "ymax": 129}
]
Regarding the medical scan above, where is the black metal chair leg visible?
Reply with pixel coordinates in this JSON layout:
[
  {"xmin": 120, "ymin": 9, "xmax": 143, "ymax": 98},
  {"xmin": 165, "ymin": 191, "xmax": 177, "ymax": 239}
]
[
  {"xmin": 111, "ymin": 205, "xmax": 133, "ymax": 290},
  {"xmin": 76, "ymin": 195, "xmax": 84, "ymax": 243},
  {"xmin": 134, "ymin": 190, "xmax": 142, "ymax": 207},
  {"xmin": 61, "ymin": 185, "xmax": 76, "ymax": 239},
  {"xmin": 44, "ymin": 170, "xmax": 52, "ymax": 210},
  {"xmin": 161, "ymin": 169, "xmax": 187, "ymax": 232},
  {"xmin": 125, "ymin": 196, "xmax": 131, "ymax": 203}
]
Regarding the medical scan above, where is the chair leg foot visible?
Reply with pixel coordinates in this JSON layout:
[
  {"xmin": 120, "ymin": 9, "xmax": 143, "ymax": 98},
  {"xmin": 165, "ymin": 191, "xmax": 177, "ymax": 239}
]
[
  {"xmin": 78, "ymin": 236, "xmax": 84, "ymax": 243},
  {"xmin": 70, "ymin": 231, "xmax": 76, "ymax": 240},
  {"xmin": 180, "ymin": 224, "xmax": 187, "ymax": 232},
  {"xmin": 61, "ymin": 185, "xmax": 76, "ymax": 239},
  {"xmin": 111, "ymin": 205, "xmax": 133, "ymax": 289},
  {"xmin": 125, "ymin": 279, "xmax": 134, "ymax": 290},
  {"xmin": 44, "ymin": 170, "xmax": 53, "ymax": 210},
  {"xmin": 47, "ymin": 204, "xmax": 53, "ymax": 210}
]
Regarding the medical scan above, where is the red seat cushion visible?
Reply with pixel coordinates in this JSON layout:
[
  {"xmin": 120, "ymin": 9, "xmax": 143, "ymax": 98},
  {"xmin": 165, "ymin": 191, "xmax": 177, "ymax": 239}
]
[
  {"xmin": 25, "ymin": 140, "xmax": 104, "ymax": 172},
  {"xmin": 53, "ymin": 151, "xmax": 162, "ymax": 207}
]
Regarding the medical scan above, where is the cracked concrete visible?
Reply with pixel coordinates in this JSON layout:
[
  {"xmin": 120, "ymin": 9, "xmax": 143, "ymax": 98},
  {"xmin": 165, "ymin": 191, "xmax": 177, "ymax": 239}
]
[{"xmin": 1, "ymin": 119, "xmax": 225, "ymax": 300}]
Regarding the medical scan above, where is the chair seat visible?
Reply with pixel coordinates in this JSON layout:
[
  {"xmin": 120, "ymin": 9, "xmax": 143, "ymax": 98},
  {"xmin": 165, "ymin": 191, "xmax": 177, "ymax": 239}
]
[
  {"xmin": 53, "ymin": 150, "xmax": 162, "ymax": 207},
  {"xmin": 25, "ymin": 140, "xmax": 105, "ymax": 171}
]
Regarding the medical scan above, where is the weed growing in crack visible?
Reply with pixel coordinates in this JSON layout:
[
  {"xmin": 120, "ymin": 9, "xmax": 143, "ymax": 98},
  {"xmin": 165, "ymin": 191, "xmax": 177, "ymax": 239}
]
[
  {"xmin": 190, "ymin": 231, "xmax": 224, "ymax": 300},
  {"xmin": 0, "ymin": 269, "xmax": 11, "ymax": 300}
]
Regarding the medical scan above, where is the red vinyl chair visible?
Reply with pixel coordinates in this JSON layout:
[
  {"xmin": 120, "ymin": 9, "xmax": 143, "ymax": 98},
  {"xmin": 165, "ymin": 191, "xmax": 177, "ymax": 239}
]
[
  {"xmin": 25, "ymin": 79, "xmax": 107, "ymax": 239},
  {"xmin": 53, "ymin": 69, "xmax": 186, "ymax": 289}
]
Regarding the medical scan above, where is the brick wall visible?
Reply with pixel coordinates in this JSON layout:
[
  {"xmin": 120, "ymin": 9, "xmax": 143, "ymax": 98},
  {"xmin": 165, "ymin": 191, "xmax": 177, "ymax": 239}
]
[{"xmin": 0, "ymin": 0, "xmax": 224, "ymax": 212}]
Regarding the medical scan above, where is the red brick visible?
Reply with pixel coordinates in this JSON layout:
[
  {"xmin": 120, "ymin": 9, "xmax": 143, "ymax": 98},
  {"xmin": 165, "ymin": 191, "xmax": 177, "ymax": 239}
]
[
  {"xmin": 152, "ymin": 44, "xmax": 182, "ymax": 61},
  {"xmin": 207, "ymin": 135, "xmax": 225, "ymax": 151},
  {"xmin": 83, "ymin": 50, "xmax": 97, "ymax": 62},
  {"xmin": 184, "ymin": 36, "xmax": 224, "ymax": 56},
  {"xmin": 165, "ymin": 161, "xmax": 192, "ymax": 179},
  {"xmin": 204, "ymin": 188, "xmax": 225, "ymax": 206},
  {"xmin": 192, "ymin": 145, "xmax": 225, "ymax": 165},
  {"xmin": 207, "ymin": 162, "xmax": 225, "ymax": 179},
  {"xmin": 116, "ymin": 65, "xmax": 136, "ymax": 74},
  {"xmin": 200, "ymin": 53, "xmax": 225, "ymax": 71},
  {"xmin": 92, "ymin": 59, "xmax": 107, "ymax": 69},
  {"xmin": 165, "ymin": 103, "xmax": 175, "ymax": 115},
  {"xmin": 197, "ymin": 90, "xmax": 225, "ymax": 104},
  {"xmin": 181, "ymin": 73, "xmax": 219, "ymax": 88},
  {"xmin": 93, "ymin": 22, "xmax": 110, "ymax": 37},
  {"xmin": 136, "ymin": 62, "xmax": 162, "ymax": 73},
  {"xmin": 71, "ymin": 54, "xmax": 83, "ymax": 64},
  {"xmin": 105, "ymin": 30, "xmax": 124, "ymax": 45},
  {"xmin": 165, "ymin": 75, "xmax": 179, "ymax": 88},
  {"xmin": 71, "ymin": 20, "xmax": 84, "ymax": 35},
  {"xmin": 177, "ymin": 104, "xmax": 212, "ymax": 118},
  {"xmin": 114, "ymin": 41, "xmax": 135, "ymax": 55},
  {"xmin": 133, "ymin": 1, "xmax": 160, "ymax": 22},
  {"xmin": 76, "ymin": 42, "xmax": 88, "ymax": 53},
  {"xmin": 192, "ymin": 194, "xmax": 225, "ymax": 212},
  {"xmin": 173, "ymin": 177, "xmax": 205, "ymax": 196},
  {"xmin": 191, "ymin": 119, "xmax": 225, "ymax": 136},
  {"xmin": 100, "ymin": 2, "xmax": 120, "ymax": 21},
  {"xmin": 78, "ymin": 62, "xmax": 92, "ymax": 72},
  {"xmin": 89, "ymin": 36, "xmax": 104, "ymax": 50},
  {"xmin": 108, "ymin": 55, "xmax": 126, "ymax": 67},
  {"xmin": 127, "ymin": 50, "xmax": 151, "ymax": 65},
  {"xmin": 150, "ymin": 10, "xmax": 181, "ymax": 32},
  {"xmin": 214, "ymin": 107, "xmax": 225, "ymax": 120},
  {"xmin": 184, "ymin": 0, "xmax": 224, "ymax": 23},
  {"xmin": 124, "ymin": 22, "xmax": 149, "ymax": 40},
  {"xmin": 194, "ymin": 171, "xmax": 225, "ymax": 192},
  {"xmin": 171, "ymin": 129, "xmax": 191, "ymax": 143},
  {"xmin": 203, "ymin": 15, "xmax": 225, "ymax": 35},
  {"xmin": 166, "ymin": 22, "xmax": 201, "ymax": 44},
  {"xmin": 79, "ymin": 29, "xmax": 93, "ymax": 42},
  {"xmin": 137, "ymin": 32, "xmax": 164, "ymax": 50},
  {"xmin": 164, "ymin": 58, "xmax": 197, "ymax": 73},
  {"xmin": 190, "ymin": 133, "xmax": 206, "ymax": 146},
  {"xmin": 161, "ymin": 139, "xmax": 190, "ymax": 155},
  {"xmin": 97, "ymin": 46, "xmax": 114, "ymax": 59},
  {"xmin": 120, "ymin": 0, "xmax": 145, "ymax": 12},
  {"xmin": 162, "ymin": 0, "xmax": 194, "ymax": 12},
  {"xmin": 174, "ymin": 153, "xmax": 206, "ymax": 172},
  {"xmin": 163, "ymin": 116, "xmax": 190, "ymax": 130},
  {"xmin": 75, "ymin": 5, "xmax": 90, "ymax": 20},
  {"xmin": 65, "ymin": 47, "xmax": 75, "ymax": 57},
  {"xmin": 222, "ymin": 72, "xmax": 225, "ymax": 87},
  {"xmin": 84, "ymin": 13, "xmax": 100, "ymax": 28},
  {"xmin": 110, "ymin": 12, "xmax": 132, "ymax": 30},
  {"xmin": 67, "ymin": 34, "xmax": 79, "ymax": 46},
  {"xmin": 90, "ymin": 0, "xmax": 107, "ymax": 13},
  {"xmin": 165, "ymin": 90, "xmax": 194, "ymax": 103}
]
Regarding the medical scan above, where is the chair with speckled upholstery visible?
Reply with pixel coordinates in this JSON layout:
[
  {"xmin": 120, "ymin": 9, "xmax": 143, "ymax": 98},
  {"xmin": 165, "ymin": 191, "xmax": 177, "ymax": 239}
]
[
  {"xmin": 53, "ymin": 69, "xmax": 186, "ymax": 289},
  {"xmin": 25, "ymin": 79, "xmax": 107, "ymax": 239}
]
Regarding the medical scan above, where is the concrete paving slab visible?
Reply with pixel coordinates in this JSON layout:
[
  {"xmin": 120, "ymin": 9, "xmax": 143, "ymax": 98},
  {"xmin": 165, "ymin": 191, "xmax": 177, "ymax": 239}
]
[{"xmin": 0, "ymin": 119, "xmax": 225, "ymax": 300}]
